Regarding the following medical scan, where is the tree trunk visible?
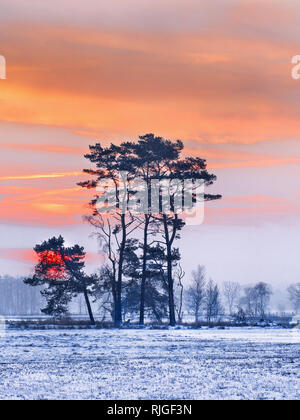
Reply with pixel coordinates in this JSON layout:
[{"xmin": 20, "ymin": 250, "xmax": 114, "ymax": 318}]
[
  {"xmin": 83, "ymin": 288, "xmax": 95, "ymax": 326},
  {"xmin": 167, "ymin": 252, "xmax": 176, "ymax": 326},
  {"xmin": 115, "ymin": 213, "xmax": 126, "ymax": 327},
  {"xmin": 163, "ymin": 215, "xmax": 176, "ymax": 326},
  {"xmin": 139, "ymin": 214, "xmax": 150, "ymax": 325},
  {"xmin": 177, "ymin": 278, "xmax": 184, "ymax": 324}
]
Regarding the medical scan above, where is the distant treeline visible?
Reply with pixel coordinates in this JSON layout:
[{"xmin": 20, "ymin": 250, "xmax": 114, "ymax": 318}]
[
  {"xmin": 1, "ymin": 272, "xmax": 299, "ymax": 322},
  {"xmin": 0, "ymin": 276, "xmax": 43, "ymax": 315},
  {"xmin": 0, "ymin": 275, "xmax": 94, "ymax": 317}
]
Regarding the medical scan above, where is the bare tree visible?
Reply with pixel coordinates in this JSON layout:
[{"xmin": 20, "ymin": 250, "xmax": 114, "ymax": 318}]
[
  {"xmin": 186, "ymin": 265, "xmax": 206, "ymax": 323},
  {"xmin": 240, "ymin": 287, "xmax": 254, "ymax": 319},
  {"xmin": 93, "ymin": 265, "xmax": 116, "ymax": 322},
  {"xmin": 222, "ymin": 281, "xmax": 241, "ymax": 315},
  {"xmin": 254, "ymin": 282, "xmax": 272, "ymax": 319},
  {"xmin": 287, "ymin": 283, "xmax": 300, "ymax": 313},
  {"xmin": 204, "ymin": 278, "xmax": 223, "ymax": 324},
  {"xmin": 240, "ymin": 282, "xmax": 272, "ymax": 320},
  {"xmin": 234, "ymin": 307, "xmax": 246, "ymax": 323},
  {"xmin": 85, "ymin": 212, "xmax": 139, "ymax": 326},
  {"xmin": 174, "ymin": 264, "xmax": 185, "ymax": 324}
]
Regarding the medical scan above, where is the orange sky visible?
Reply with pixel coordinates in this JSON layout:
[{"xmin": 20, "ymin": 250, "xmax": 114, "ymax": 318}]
[
  {"xmin": 1, "ymin": 23, "xmax": 300, "ymax": 143},
  {"xmin": 0, "ymin": 0, "xmax": 300, "ymax": 284}
]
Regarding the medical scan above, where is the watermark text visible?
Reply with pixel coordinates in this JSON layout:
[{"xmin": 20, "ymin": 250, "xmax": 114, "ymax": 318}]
[
  {"xmin": 291, "ymin": 55, "xmax": 300, "ymax": 80},
  {"xmin": 0, "ymin": 55, "xmax": 6, "ymax": 79}
]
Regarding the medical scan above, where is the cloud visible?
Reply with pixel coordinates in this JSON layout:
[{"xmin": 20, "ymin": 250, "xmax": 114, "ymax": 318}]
[
  {"xmin": 0, "ymin": 0, "xmax": 234, "ymax": 30},
  {"xmin": 0, "ymin": 143, "xmax": 86, "ymax": 155},
  {"xmin": 0, "ymin": 248, "xmax": 36, "ymax": 263},
  {"xmin": 184, "ymin": 146, "xmax": 300, "ymax": 168},
  {"xmin": 0, "ymin": 172, "xmax": 84, "ymax": 181},
  {"xmin": 0, "ymin": 183, "xmax": 91, "ymax": 226},
  {"xmin": 0, "ymin": 0, "xmax": 300, "ymax": 284},
  {"xmin": 0, "ymin": 13, "xmax": 300, "ymax": 144},
  {"xmin": 0, "ymin": 247, "xmax": 105, "ymax": 266},
  {"xmin": 224, "ymin": 195, "xmax": 287, "ymax": 204},
  {"xmin": 205, "ymin": 202, "xmax": 300, "ymax": 226}
]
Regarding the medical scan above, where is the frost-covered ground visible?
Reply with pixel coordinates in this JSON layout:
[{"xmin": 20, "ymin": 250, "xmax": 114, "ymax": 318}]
[{"xmin": 0, "ymin": 327, "xmax": 299, "ymax": 400}]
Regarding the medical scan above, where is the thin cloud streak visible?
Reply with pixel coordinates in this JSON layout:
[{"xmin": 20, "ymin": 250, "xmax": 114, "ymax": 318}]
[{"xmin": 0, "ymin": 171, "xmax": 84, "ymax": 181}]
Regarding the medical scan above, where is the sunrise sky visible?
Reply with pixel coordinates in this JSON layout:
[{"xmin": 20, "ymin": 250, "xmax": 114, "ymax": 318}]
[{"xmin": 0, "ymin": 1, "xmax": 300, "ymax": 304}]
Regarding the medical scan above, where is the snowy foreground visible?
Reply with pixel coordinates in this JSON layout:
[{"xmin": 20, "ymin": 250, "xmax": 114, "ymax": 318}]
[{"xmin": 0, "ymin": 327, "xmax": 299, "ymax": 400}]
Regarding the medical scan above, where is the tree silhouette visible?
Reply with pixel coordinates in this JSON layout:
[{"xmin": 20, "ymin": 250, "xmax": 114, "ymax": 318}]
[
  {"xmin": 130, "ymin": 134, "xmax": 221, "ymax": 326},
  {"xmin": 24, "ymin": 236, "xmax": 97, "ymax": 325},
  {"xmin": 79, "ymin": 143, "xmax": 138, "ymax": 327},
  {"xmin": 79, "ymin": 134, "xmax": 221, "ymax": 326}
]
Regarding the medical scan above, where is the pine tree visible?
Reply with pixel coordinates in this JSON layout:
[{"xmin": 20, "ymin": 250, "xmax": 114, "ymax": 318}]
[{"xmin": 24, "ymin": 236, "xmax": 97, "ymax": 325}]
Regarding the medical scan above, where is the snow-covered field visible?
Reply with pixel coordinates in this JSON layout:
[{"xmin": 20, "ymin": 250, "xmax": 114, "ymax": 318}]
[{"xmin": 0, "ymin": 327, "xmax": 299, "ymax": 400}]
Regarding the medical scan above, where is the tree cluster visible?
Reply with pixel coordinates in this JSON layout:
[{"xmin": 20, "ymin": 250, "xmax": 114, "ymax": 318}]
[{"xmin": 25, "ymin": 134, "xmax": 221, "ymax": 326}]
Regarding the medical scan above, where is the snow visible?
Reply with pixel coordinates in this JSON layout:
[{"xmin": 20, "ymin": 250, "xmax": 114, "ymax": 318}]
[{"xmin": 0, "ymin": 328, "xmax": 299, "ymax": 400}]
